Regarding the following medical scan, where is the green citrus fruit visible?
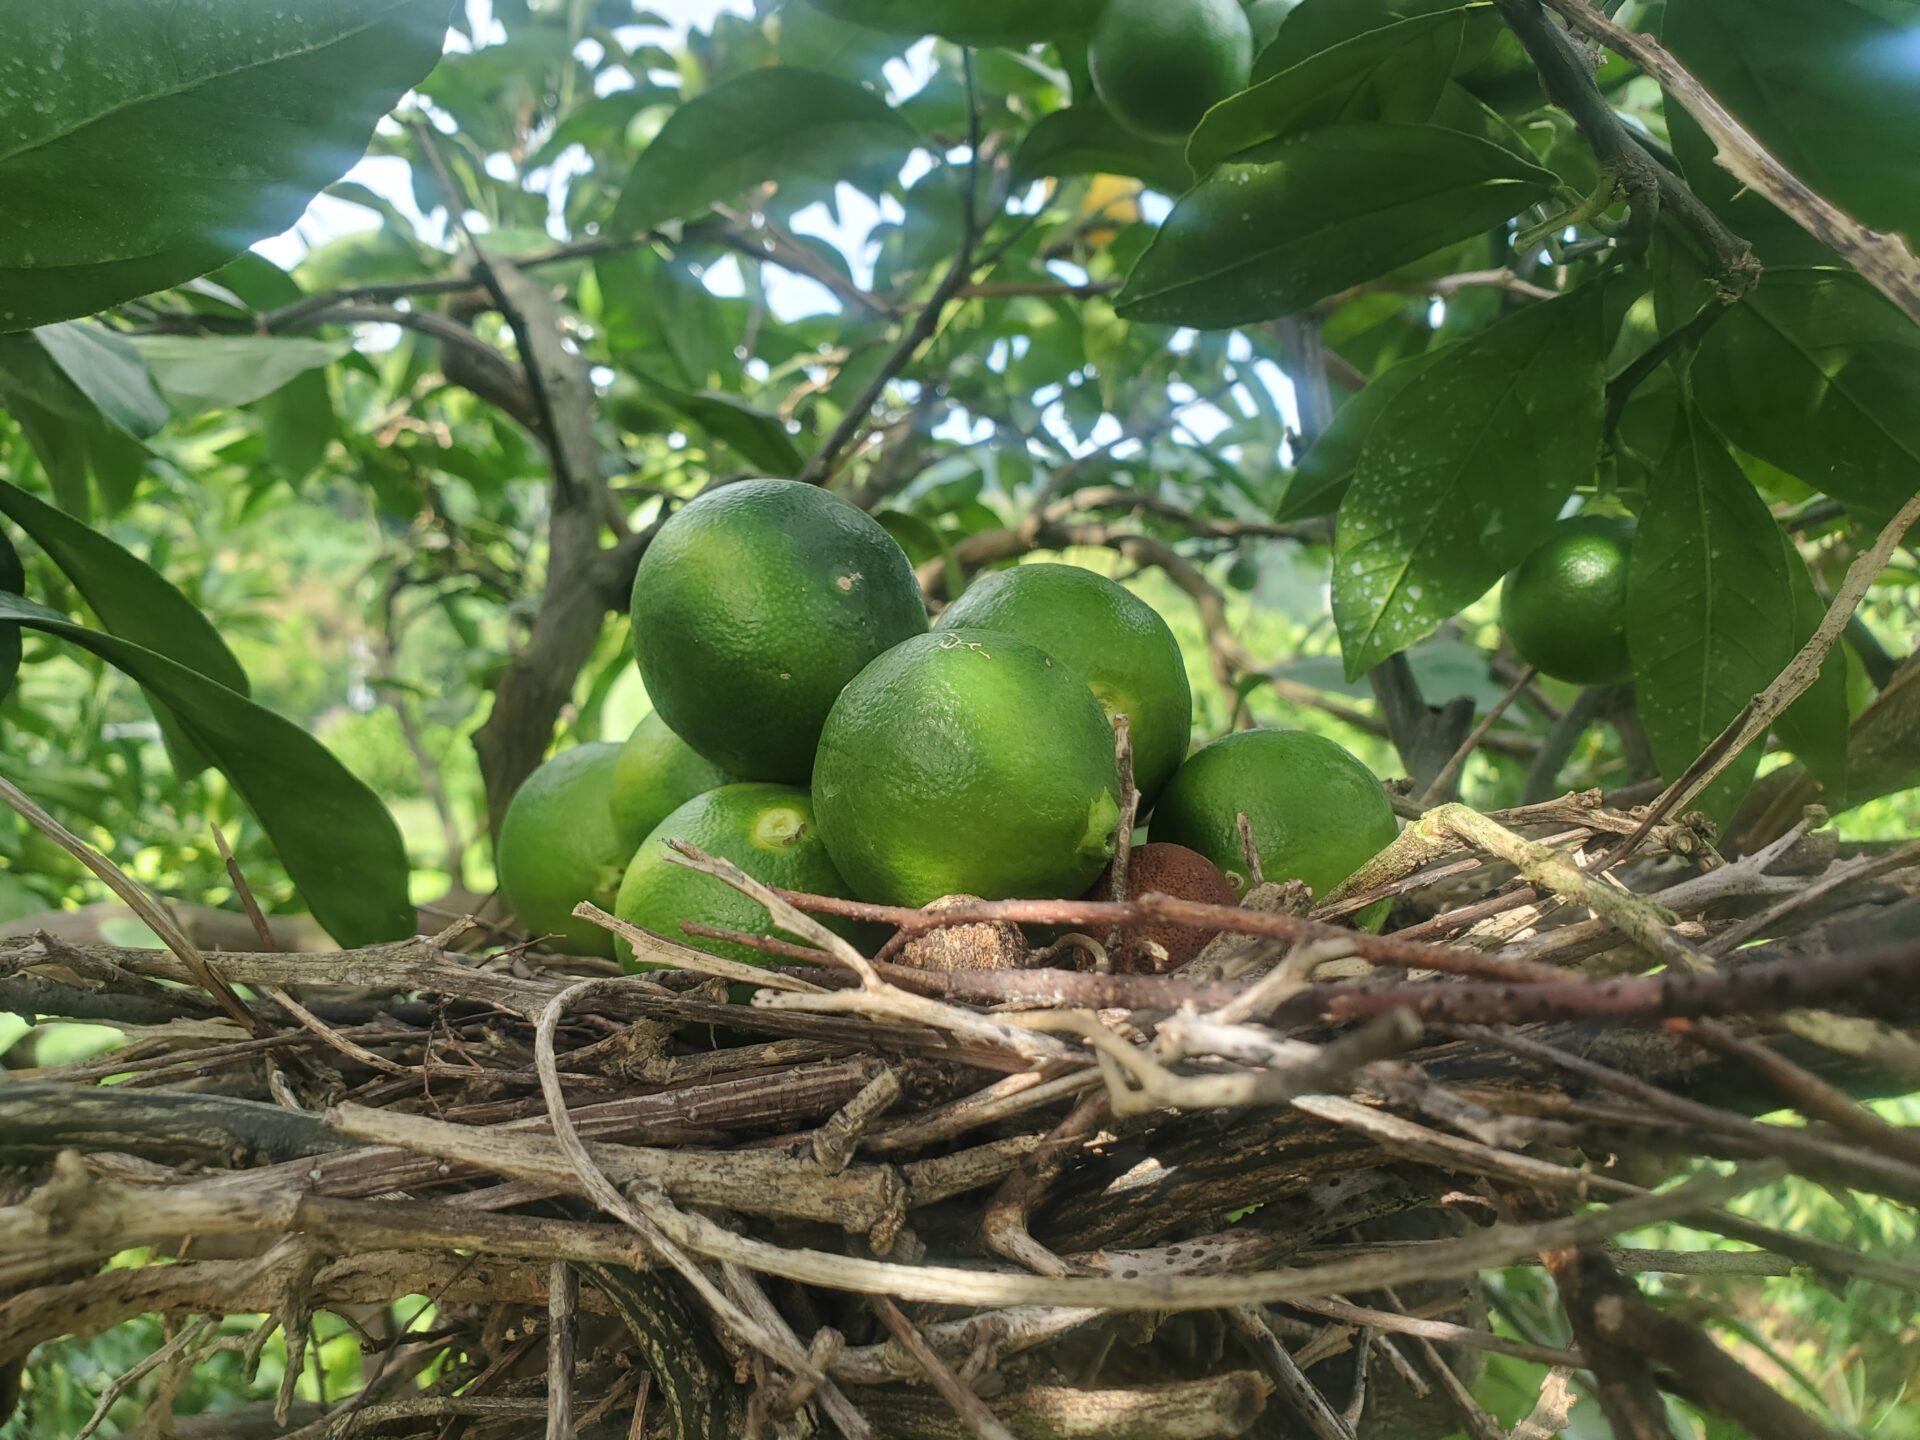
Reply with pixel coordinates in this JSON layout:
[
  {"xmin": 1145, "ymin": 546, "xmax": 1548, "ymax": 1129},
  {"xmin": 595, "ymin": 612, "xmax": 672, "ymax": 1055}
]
[
  {"xmin": 610, "ymin": 711, "xmax": 736, "ymax": 848},
  {"xmin": 614, "ymin": 783, "xmax": 861, "ymax": 969},
  {"xmin": 814, "ymin": 629, "xmax": 1122, "ymax": 907},
  {"xmin": 935, "ymin": 563, "xmax": 1192, "ymax": 807},
  {"xmin": 496, "ymin": 743, "xmax": 632, "ymax": 958},
  {"xmin": 629, "ymin": 479, "xmax": 927, "ymax": 782},
  {"xmin": 1499, "ymin": 515, "xmax": 1635, "ymax": 686},
  {"xmin": 1150, "ymin": 728, "xmax": 1398, "ymax": 916},
  {"xmin": 1244, "ymin": 0, "xmax": 1299, "ymax": 51},
  {"xmin": 1090, "ymin": 0, "xmax": 1254, "ymax": 142}
]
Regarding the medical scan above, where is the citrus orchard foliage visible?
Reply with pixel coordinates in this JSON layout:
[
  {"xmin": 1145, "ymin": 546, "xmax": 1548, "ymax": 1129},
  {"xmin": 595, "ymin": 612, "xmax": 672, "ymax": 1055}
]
[{"xmin": 0, "ymin": 0, "xmax": 1915, "ymax": 956}]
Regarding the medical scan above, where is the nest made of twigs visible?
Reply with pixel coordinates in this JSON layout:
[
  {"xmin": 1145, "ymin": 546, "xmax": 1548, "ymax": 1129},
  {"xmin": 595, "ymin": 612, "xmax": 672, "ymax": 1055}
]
[{"xmin": 1, "ymin": 781, "xmax": 1917, "ymax": 1440}]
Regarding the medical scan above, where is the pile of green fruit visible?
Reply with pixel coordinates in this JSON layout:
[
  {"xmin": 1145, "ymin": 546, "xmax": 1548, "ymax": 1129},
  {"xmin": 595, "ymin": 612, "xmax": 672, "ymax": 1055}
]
[{"xmin": 496, "ymin": 480, "xmax": 1399, "ymax": 970}]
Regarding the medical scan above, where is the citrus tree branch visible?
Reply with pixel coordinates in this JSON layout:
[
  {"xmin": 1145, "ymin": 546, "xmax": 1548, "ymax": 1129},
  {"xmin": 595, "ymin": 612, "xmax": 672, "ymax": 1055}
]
[{"xmin": 1544, "ymin": 0, "xmax": 1920, "ymax": 322}]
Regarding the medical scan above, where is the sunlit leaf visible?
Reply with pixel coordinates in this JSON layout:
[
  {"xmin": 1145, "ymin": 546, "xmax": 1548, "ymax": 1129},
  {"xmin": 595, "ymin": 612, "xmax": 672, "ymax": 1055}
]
[
  {"xmin": 1115, "ymin": 123, "xmax": 1553, "ymax": 328},
  {"xmin": 0, "ymin": 476, "xmax": 250, "ymax": 774},
  {"xmin": 0, "ymin": 591, "xmax": 412, "ymax": 945},
  {"xmin": 1332, "ymin": 289, "xmax": 1605, "ymax": 677},
  {"xmin": 0, "ymin": 0, "xmax": 451, "ymax": 331}
]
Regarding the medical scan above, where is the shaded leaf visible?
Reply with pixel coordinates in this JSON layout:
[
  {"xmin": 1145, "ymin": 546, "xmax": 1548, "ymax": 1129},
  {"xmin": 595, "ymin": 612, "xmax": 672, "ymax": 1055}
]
[
  {"xmin": 1189, "ymin": 7, "xmax": 1475, "ymax": 172},
  {"xmin": 1276, "ymin": 344, "xmax": 1447, "ymax": 521},
  {"xmin": 611, "ymin": 68, "xmax": 917, "ymax": 234},
  {"xmin": 1664, "ymin": 0, "xmax": 1920, "ymax": 249},
  {"xmin": 797, "ymin": 0, "xmax": 1102, "ymax": 45},
  {"xmin": 1627, "ymin": 411, "xmax": 1795, "ymax": 822},
  {"xmin": 0, "ymin": 527, "xmax": 19, "ymax": 704},
  {"xmin": 34, "ymin": 324, "xmax": 168, "ymax": 438},
  {"xmin": 127, "ymin": 336, "xmax": 351, "ymax": 417},
  {"xmin": 0, "ymin": 0, "xmax": 450, "ymax": 332},
  {"xmin": 1115, "ymin": 123, "xmax": 1554, "ymax": 329},
  {"xmin": 643, "ymin": 381, "xmax": 805, "ymax": 476},
  {"xmin": 1692, "ymin": 270, "xmax": 1920, "ymax": 519},
  {"xmin": 7, "ymin": 404, "xmax": 94, "ymax": 518},
  {"xmin": 1013, "ymin": 104, "xmax": 1194, "ymax": 195},
  {"xmin": 1773, "ymin": 535, "xmax": 1850, "ymax": 803},
  {"xmin": 0, "ymin": 592, "xmax": 412, "ymax": 946},
  {"xmin": 1255, "ymin": 0, "xmax": 1482, "ymax": 78},
  {"xmin": 1332, "ymin": 289, "xmax": 1605, "ymax": 677}
]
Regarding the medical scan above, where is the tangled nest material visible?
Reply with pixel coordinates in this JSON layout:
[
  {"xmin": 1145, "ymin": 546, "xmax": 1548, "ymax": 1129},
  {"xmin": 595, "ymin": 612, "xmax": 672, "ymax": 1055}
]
[{"xmin": 1, "ymin": 745, "xmax": 1917, "ymax": 1440}]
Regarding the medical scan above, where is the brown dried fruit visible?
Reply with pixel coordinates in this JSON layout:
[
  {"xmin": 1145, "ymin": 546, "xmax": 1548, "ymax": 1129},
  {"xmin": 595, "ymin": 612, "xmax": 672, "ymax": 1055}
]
[
  {"xmin": 1090, "ymin": 842, "xmax": 1237, "ymax": 972},
  {"xmin": 897, "ymin": 893, "xmax": 1030, "ymax": 972}
]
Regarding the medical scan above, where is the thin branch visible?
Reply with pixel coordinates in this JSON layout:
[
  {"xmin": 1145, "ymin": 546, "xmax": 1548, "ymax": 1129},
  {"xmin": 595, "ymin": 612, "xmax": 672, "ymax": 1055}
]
[
  {"xmin": 1610, "ymin": 488, "xmax": 1920, "ymax": 863},
  {"xmin": 1418, "ymin": 665, "xmax": 1537, "ymax": 807},
  {"xmin": 1546, "ymin": 0, "xmax": 1920, "ymax": 321},
  {"xmin": 869, "ymin": 1296, "xmax": 1017, "ymax": 1440},
  {"xmin": 800, "ymin": 51, "xmax": 983, "ymax": 484}
]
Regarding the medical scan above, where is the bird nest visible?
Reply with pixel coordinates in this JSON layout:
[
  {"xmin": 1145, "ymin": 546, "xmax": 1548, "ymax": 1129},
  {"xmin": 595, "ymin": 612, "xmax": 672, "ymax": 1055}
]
[{"xmin": 1, "ymin": 782, "xmax": 1917, "ymax": 1440}]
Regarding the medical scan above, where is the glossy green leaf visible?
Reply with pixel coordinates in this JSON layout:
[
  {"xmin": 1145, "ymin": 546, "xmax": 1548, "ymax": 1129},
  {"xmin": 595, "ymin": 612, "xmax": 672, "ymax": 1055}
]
[
  {"xmin": 612, "ymin": 68, "xmax": 917, "ymax": 234},
  {"xmin": 776, "ymin": 2, "xmax": 912, "ymax": 79},
  {"xmin": 126, "ymin": 336, "xmax": 351, "ymax": 417},
  {"xmin": 0, "ymin": 0, "xmax": 450, "ymax": 332},
  {"xmin": 1013, "ymin": 105, "xmax": 1193, "ymax": 195},
  {"xmin": 643, "ymin": 382, "xmax": 805, "ymax": 476},
  {"xmin": 1276, "ymin": 344, "xmax": 1446, "ymax": 521},
  {"xmin": 1627, "ymin": 411, "xmax": 1795, "ymax": 822},
  {"xmin": 1256, "ymin": 0, "xmax": 1480, "ymax": 77},
  {"xmin": 1189, "ymin": 8, "xmax": 1475, "ymax": 172},
  {"xmin": 1115, "ymin": 123, "xmax": 1554, "ymax": 329},
  {"xmin": 1664, "ymin": 0, "xmax": 1920, "ymax": 249},
  {"xmin": 34, "ymin": 324, "xmax": 168, "ymax": 438},
  {"xmin": 797, "ymin": 0, "xmax": 1101, "ymax": 46},
  {"xmin": 0, "ymin": 592, "xmax": 412, "ymax": 945},
  {"xmin": 6, "ymin": 404, "xmax": 94, "ymax": 518},
  {"xmin": 1332, "ymin": 289, "xmax": 1605, "ymax": 678},
  {"xmin": 0, "ymin": 475, "xmax": 249, "ymax": 773},
  {"xmin": 1773, "ymin": 535, "xmax": 1850, "ymax": 803},
  {"xmin": 1692, "ymin": 270, "xmax": 1920, "ymax": 519}
]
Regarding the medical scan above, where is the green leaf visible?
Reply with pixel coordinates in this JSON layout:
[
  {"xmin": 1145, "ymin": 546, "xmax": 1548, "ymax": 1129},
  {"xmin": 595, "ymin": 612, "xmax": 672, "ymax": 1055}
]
[
  {"xmin": 0, "ymin": 527, "xmax": 20, "ymax": 705},
  {"xmin": 0, "ymin": 592, "xmax": 412, "ymax": 946},
  {"xmin": 1013, "ymin": 105, "xmax": 1194, "ymax": 195},
  {"xmin": 797, "ymin": 0, "xmax": 1102, "ymax": 45},
  {"xmin": 1663, "ymin": 0, "xmax": 1920, "ymax": 249},
  {"xmin": 1773, "ymin": 536, "xmax": 1850, "ymax": 803},
  {"xmin": 873, "ymin": 508, "xmax": 961, "ymax": 599},
  {"xmin": 1332, "ymin": 289, "xmax": 1605, "ymax": 678},
  {"xmin": 126, "ymin": 336, "xmax": 352, "ymax": 417},
  {"xmin": 1256, "ymin": 0, "xmax": 1480, "ymax": 77},
  {"xmin": 611, "ymin": 68, "xmax": 917, "ymax": 235},
  {"xmin": 642, "ymin": 381, "xmax": 805, "ymax": 476},
  {"xmin": 1692, "ymin": 270, "xmax": 1920, "ymax": 519},
  {"xmin": 6, "ymin": 404, "xmax": 94, "ymax": 518},
  {"xmin": 0, "ymin": 476, "xmax": 250, "ymax": 774},
  {"xmin": 0, "ymin": 0, "xmax": 450, "ymax": 332},
  {"xmin": 1189, "ymin": 7, "xmax": 1477, "ymax": 172},
  {"xmin": 33, "ymin": 324, "xmax": 168, "ymax": 438},
  {"xmin": 1627, "ymin": 410, "xmax": 1795, "ymax": 823},
  {"xmin": 1114, "ymin": 123, "xmax": 1555, "ymax": 329},
  {"xmin": 1276, "ymin": 344, "xmax": 1448, "ymax": 521}
]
